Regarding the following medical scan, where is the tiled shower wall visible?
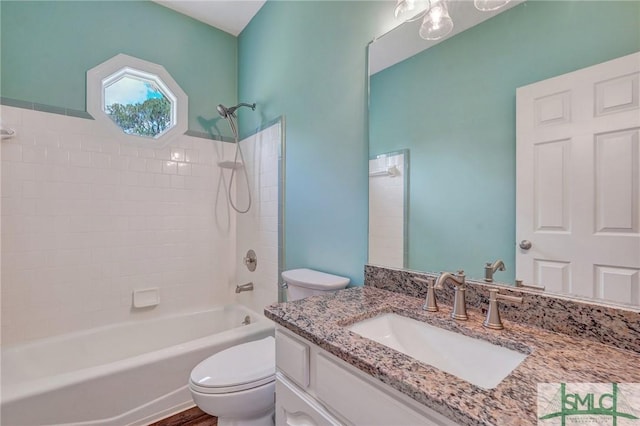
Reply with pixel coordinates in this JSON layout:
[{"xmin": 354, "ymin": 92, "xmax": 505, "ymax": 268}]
[
  {"xmin": 368, "ymin": 152, "xmax": 405, "ymax": 268},
  {"xmin": 233, "ymin": 122, "xmax": 281, "ymax": 314},
  {"xmin": 0, "ymin": 106, "xmax": 241, "ymax": 345}
]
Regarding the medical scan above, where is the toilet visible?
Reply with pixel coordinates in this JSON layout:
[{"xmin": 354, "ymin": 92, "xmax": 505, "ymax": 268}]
[
  {"xmin": 188, "ymin": 268, "xmax": 350, "ymax": 426},
  {"xmin": 281, "ymin": 268, "xmax": 350, "ymax": 301}
]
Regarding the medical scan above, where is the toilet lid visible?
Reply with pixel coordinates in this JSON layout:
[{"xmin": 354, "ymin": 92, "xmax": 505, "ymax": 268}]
[
  {"xmin": 281, "ymin": 268, "xmax": 350, "ymax": 290},
  {"xmin": 190, "ymin": 336, "xmax": 275, "ymax": 394}
]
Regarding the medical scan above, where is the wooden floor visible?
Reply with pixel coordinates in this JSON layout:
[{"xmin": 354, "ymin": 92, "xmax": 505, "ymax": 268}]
[{"xmin": 150, "ymin": 407, "xmax": 217, "ymax": 426}]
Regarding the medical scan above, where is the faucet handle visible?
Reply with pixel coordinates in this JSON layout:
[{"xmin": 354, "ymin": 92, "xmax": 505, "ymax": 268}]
[
  {"xmin": 415, "ymin": 277, "xmax": 438, "ymax": 312},
  {"xmin": 483, "ymin": 289, "xmax": 523, "ymax": 330}
]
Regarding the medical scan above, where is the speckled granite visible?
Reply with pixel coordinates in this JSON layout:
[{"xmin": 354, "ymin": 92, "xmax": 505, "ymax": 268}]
[
  {"xmin": 365, "ymin": 264, "xmax": 640, "ymax": 353},
  {"xmin": 265, "ymin": 287, "xmax": 640, "ymax": 426}
]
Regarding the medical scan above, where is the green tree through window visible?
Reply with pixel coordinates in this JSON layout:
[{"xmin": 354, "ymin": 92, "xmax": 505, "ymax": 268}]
[{"xmin": 106, "ymin": 97, "xmax": 171, "ymax": 137}]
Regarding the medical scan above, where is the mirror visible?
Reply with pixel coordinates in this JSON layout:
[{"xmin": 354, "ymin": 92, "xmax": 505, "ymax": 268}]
[{"xmin": 368, "ymin": 1, "xmax": 640, "ymax": 298}]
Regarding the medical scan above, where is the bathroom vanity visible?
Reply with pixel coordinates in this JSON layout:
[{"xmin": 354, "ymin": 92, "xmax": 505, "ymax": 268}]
[
  {"xmin": 274, "ymin": 326, "xmax": 456, "ymax": 425},
  {"xmin": 265, "ymin": 266, "xmax": 640, "ymax": 425}
]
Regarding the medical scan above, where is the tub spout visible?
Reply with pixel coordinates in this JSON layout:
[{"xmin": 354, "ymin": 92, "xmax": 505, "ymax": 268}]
[{"xmin": 235, "ymin": 282, "xmax": 254, "ymax": 293}]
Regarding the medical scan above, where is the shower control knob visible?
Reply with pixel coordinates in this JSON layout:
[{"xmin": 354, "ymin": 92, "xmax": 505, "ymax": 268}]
[
  {"xmin": 519, "ymin": 240, "xmax": 532, "ymax": 250},
  {"xmin": 243, "ymin": 249, "xmax": 257, "ymax": 272}
]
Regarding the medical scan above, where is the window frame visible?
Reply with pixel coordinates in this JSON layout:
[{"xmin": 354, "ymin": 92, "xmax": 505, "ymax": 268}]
[{"xmin": 87, "ymin": 54, "xmax": 188, "ymax": 146}]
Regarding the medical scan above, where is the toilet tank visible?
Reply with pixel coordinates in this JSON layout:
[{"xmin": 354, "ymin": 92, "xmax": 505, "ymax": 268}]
[{"xmin": 281, "ymin": 268, "xmax": 350, "ymax": 301}]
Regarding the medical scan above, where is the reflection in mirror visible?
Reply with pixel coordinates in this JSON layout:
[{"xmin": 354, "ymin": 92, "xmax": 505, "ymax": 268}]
[
  {"xmin": 368, "ymin": 0, "xmax": 640, "ymax": 305},
  {"xmin": 369, "ymin": 150, "xmax": 409, "ymax": 268}
]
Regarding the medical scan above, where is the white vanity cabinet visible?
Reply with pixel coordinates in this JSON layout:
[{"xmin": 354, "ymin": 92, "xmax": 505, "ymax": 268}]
[{"xmin": 275, "ymin": 327, "xmax": 459, "ymax": 426}]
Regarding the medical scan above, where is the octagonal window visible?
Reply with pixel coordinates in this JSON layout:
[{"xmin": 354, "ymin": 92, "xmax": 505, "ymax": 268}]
[
  {"xmin": 87, "ymin": 54, "xmax": 188, "ymax": 145},
  {"xmin": 104, "ymin": 71, "xmax": 174, "ymax": 138}
]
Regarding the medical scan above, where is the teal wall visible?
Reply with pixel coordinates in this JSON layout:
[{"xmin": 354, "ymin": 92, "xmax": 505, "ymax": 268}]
[
  {"xmin": 0, "ymin": 1, "xmax": 237, "ymax": 135},
  {"xmin": 6, "ymin": 0, "xmax": 635, "ymax": 287},
  {"xmin": 370, "ymin": 1, "xmax": 640, "ymax": 281},
  {"xmin": 238, "ymin": 1, "xmax": 393, "ymax": 284}
]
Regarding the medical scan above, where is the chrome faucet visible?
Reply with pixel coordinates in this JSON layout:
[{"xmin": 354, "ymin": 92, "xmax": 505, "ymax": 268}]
[
  {"xmin": 436, "ymin": 271, "xmax": 468, "ymax": 320},
  {"xmin": 483, "ymin": 288, "xmax": 523, "ymax": 330},
  {"xmin": 484, "ymin": 259, "xmax": 506, "ymax": 282}
]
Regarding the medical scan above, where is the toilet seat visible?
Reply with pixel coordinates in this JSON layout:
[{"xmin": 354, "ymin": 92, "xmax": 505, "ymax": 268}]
[
  {"xmin": 281, "ymin": 268, "xmax": 350, "ymax": 291},
  {"xmin": 190, "ymin": 336, "xmax": 275, "ymax": 395}
]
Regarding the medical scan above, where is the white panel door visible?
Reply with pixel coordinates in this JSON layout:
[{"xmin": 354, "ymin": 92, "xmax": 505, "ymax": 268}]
[{"xmin": 516, "ymin": 52, "xmax": 640, "ymax": 307}]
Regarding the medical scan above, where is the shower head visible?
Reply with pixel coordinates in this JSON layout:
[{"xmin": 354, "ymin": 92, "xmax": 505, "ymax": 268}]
[
  {"xmin": 216, "ymin": 104, "xmax": 229, "ymax": 118},
  {"xmin": 216, "ymin": 102, "xmax": 256, "ymax": 118}
]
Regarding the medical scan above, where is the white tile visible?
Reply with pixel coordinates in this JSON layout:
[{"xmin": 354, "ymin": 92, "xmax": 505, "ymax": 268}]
[
  {"xmin": 170, "ymin": 175, "xmax": 185, "ymax": 189},
  {"xmin": 177, "ymin": 163, "xmax": 192, "ymax": 176},
  {"xmin": 91, "ymin": 152, "xmax": 111, "ymax": 169},
  {"xmin": 0, "ymin": 110, "xmax": 235, "ymax": 345},
  {"xmin": 91, "ymin": 184, "xmax": 117, "ymax": 201},
  {"xmin": 22, "ymin": 180, "xmax": 44, "ymax": 198},
  {"xmin": 1, "ymin": 106, "xmax": 23, "ymax": 126},
  {"xmin": 46, "ymin": 148, "xmax": 70, "ymax": 165},
  {"xmin": 185, "ymin": 149, "xmax": 199, "ymax": 163},
  {"xmin": 34, "ymin": 131, "xmax": 60, "ymax": 148},
  {"xmin": 163, "ymin": 161, "xmax": 177, "ymax": 175},
  {"xmin": 154, "ymin": 147, "xmax": 171, "ymax": 161},
  {"xmin": 111, "ymin": 155, "xmax": 130, "ymax": 170},
  {"xmin": 120, "ymin": 171, "xmax": 140, "ymax": 186},
  {"xmin": 98, "ymin": 138, "xmax": 120, "ymax": 154},
  {"xmin": 2, "ymin": 143, "xmax": 22, "ymax": 162},
  {"xmin": 171, "ymin": 148, "xmax": 185, "ymax": 162},
  {"xmin": 60, "ymin": 134, "xmax": 83, "ymax": 151},
  {"xmin": 138, "ymin": 173, "xmax": 155, "ymax": 188},
  {"xmin": 69, "ymin": 151, "xmax": 92, "ymax": 167},
  {"xmin": 146, "ymin": 159, "xmax": 163, "ymax": 174},
  {"xmin": 191, "ymin": 164, "xmax": 209, "ymax": 177},
  {"xmin": 154, "ymin": 173, "xmax": 171, "ymax": 188},
  {"xmin": 81, "ymin": 137, "xmax": 102, "ymax": 152},
  {"xmin": 138, "ymin": 147, "xmax": 155, "ymax": 159},
  {"xmin": 22, "ymin": 146, "xmax": 47, "ymax": 163},
  {"xmin": 119, "ymin": 144, "xmax": 138, "ymax": 157},
  {"xmin": 176, "ymin": 138, "xmax": 194, "ymax": 150},
  {"xmin": 129, "ymin": 157, "xmax": 147, "ymax": 172}
]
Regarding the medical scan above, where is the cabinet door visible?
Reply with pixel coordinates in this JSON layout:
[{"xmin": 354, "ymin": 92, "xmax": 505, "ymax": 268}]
[
  {"xmin": 316, "ymin": 354, "xmax": 455, "ymax": 426},
  {"xmin": 276, "ymin": 374, "xmax": 343, "ymax": 426}
]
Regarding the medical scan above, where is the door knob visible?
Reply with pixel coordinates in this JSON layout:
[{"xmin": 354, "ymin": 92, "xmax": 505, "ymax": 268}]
[{"xmin": 519, "ymin": 240, "xmax": 532, "ymax": 250}]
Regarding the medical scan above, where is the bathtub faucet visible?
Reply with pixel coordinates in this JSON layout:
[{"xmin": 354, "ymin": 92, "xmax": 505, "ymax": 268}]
[{"xmin": 235, "ymin": 282, "xmax": 254, "ymax": 293}]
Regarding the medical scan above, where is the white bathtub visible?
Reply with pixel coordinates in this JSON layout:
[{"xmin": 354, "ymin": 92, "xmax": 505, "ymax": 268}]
[{"xmin": 1, "ymin": 305, "xmax": 274, "ymax": 426}]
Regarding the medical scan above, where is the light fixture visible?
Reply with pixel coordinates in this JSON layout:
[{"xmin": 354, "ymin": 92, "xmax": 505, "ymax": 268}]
[
  {"xmin": 419, "ymin": 0, "xmax": 454, "ymax": 40},
  {"xmin": 395, "ymin": 0, "xmax": 512, "ymax": 41},
  {"xmin": 474, "ymin": 0, "xmax": 511, "ymax": 12},
  {"xmin": 394, "ymin": 0, "xmax": 430, "ymax": 22}
]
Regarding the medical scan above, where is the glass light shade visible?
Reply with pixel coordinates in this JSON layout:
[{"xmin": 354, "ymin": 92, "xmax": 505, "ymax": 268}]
[
  {"xmin": 394, "ymin": 0, "xmax": 430, "ymax": 22},
  {"xmin": 474, "ymin": 0, "xmax": 511, "ymax": 12},
  {"xmin": 419, "ymin": 1, "xmax": 454, "ymax": 40}
]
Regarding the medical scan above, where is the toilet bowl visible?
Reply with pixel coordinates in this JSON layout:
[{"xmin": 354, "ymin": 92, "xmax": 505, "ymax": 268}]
[
  {"xmin": 189, "ymin": 336, "xmax": 275, "ymax": 426},
  {"xmin": 189, "ymin": 269, "xmax": 349, "ymax": 425}
]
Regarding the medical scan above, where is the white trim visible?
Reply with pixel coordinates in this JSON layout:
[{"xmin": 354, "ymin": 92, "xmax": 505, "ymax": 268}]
[{"xmin": 86, "ymin": 54, "xmax": 188, "ymax": 147}]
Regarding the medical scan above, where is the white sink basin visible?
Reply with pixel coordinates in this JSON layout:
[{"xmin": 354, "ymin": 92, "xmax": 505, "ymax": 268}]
[{"xmin": 348, "ymin": 313, "xmax": 528, "ymax": 389}]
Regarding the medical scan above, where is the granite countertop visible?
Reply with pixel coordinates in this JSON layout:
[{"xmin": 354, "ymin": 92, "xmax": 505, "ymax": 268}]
[{"xmin": 264, "ymin": 286, "xmax": 640, "ymax": 426}]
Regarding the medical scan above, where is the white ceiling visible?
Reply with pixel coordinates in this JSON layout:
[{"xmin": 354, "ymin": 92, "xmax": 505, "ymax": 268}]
[{"xmin": 154, "ymin": 0, "xmax": 266, "ymax": 36}]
